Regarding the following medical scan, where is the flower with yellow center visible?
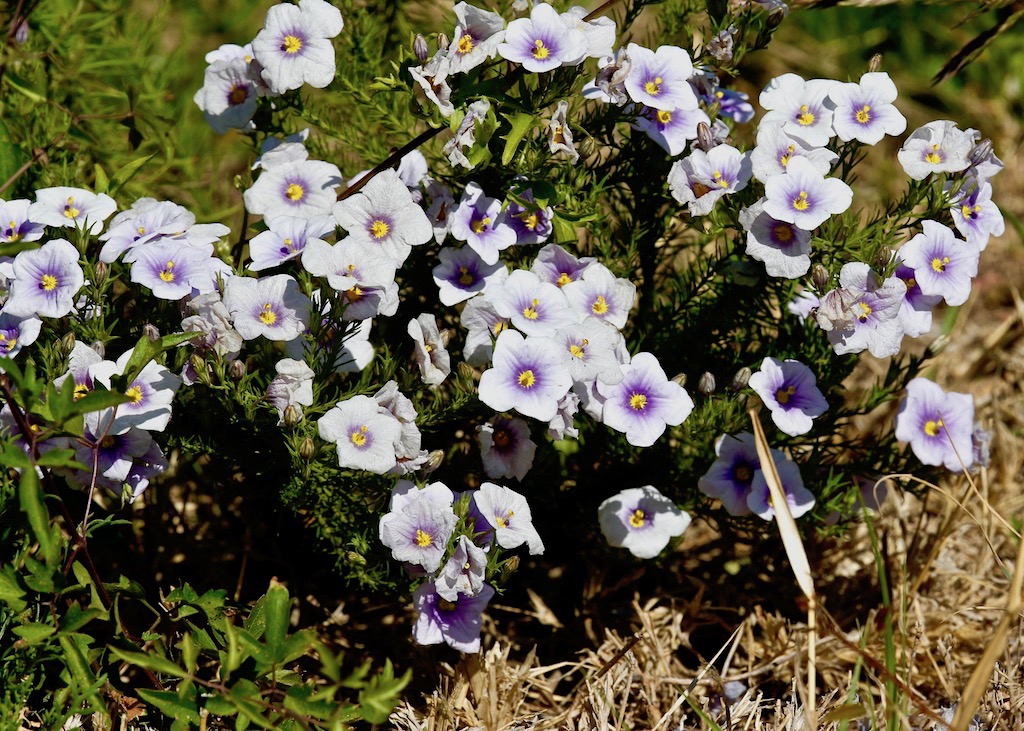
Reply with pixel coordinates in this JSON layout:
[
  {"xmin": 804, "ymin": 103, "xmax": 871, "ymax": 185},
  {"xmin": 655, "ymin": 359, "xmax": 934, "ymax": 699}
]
[
  {"xmin": 159, "ymin": 261, "xmax": 175, "ymax": 283},
  {"xmin": 775, "ymin": 385, "xmax": 796, "ymax": 405},
  {"xmin": 924, "ymin": 418, "xmax": 944, "ymax": 437},
  {"xmin": 531, "ymin": 39, "xmax": 549, "ymax": 60},
  {"xmin": 855, "ymin": 104, "xmax": 872, "ymax": 124},
  {"xmin": 522, "ymin": 298, "xmax": 540, "ymax": 320},
  {"xmin": 415, "ymin": 529, "xmax": 433, "ymax": 547},
  {"xmin": 457, "ymin": 34, "xmax": 475, "ymax": 55},
  {"xmin": 125, "ymin": 385, "xmax": 144, "ymax": 404},
  {"xmin": 63, "ymin": 197, "xmax": 80, "ymax": 219},
  {"xmin": 259, "ymin": 303, "xmax": 277, "ymax": 325},
  {"xmin": 285, "ymin": 183, "xmax": 305, "ymax": 201},
  {"xmin": 931, "ymin": 256, "xmax": 950, "ymax": 273},
  {"xmin": 629, "ymin": 509, "xmax": 646, "ymax": 528},
  {"xmin": 458, "ymin": 266, "xmax": 474, "ymax": 286},
  {"xmin": 924, "ymin": 144, "xmax": 942, "ymax": 165},
  {"xmin": 797, "ymin": 104, "xmax": 815, "ymax": 126},
  {"xmin": 369, "ymin": 220, "xmax": 389, "ymax": 239},
  {"xmin": 282, "ymin": 35, "xmax": 303, "ymax": 54},
  {"xmin": 629, "ymin": 392, "xmax": 647, "ymax": 410},
  {"xmin": 470, "ymin": 216, "xmax": 491, "ymax": 235},
  {"xmin": 350, "ymin": 424, "xmax": 369, "ymax": 446},
  {"xmin": 644, "ymin": 76, "xmax": 664, "ymax": 96},
  {"xmin": 40, "ymin": 274, "xmax": 58, "ymax": 291},
  {"xmin": 792, "ymin": 191, "xmax": 810, "ymax": 211},
  {"xmin": 517, "ymin": 370, "xmax": 535, "ymax": 388},
  {"xmin": 591, "ymin": 295, "xmax": 608, "ymax": 315}
]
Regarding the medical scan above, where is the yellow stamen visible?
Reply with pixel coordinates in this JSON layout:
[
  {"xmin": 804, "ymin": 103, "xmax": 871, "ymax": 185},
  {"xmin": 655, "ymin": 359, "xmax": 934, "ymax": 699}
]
[
  {"xmin": 495, "ymin": 510, "xmax": 514, "ymax": 528},
  {"xmin": 470, "ymin": 216, "xmax": 491, "ymax": 234},
  {"xmin": 857, "ymin": 302, "xmax": 872, "ymax": 321},
  {"xmin": 855, "ymin": 104, "xmax": 871, "ymax": 124},
  {"xmin": 415, "ymin": 529, "xmax": 432, "ymax": 547},
  {"xmin": 656, "ymin": 109, "xmax": 672, "ymax": 125},
  {"xmin": 924, "ymin": 418, "xmax": 943, "ymax": 437},
  {"xmin": 522, "ymin": 298, "xmax": 540, "ymax": 320},
  {"xmin": 775, "ymin": 385, "xmax": 797, "ymax": 405},
  {"xmin": 259, "ymin": 303, "xmax": 277, "ymax": 325},
  {"xmin": 493, "ymin": 321, "xmax": 506, "ymax": 335},
  {"xmin": 125, "ymin": 385, "xmax": 143, "ymax": 404},
  {"xmin": 457, "ymin": 34, "xmax": 474, "ymax": 55},
  {"xmin": 924, "ymin": 144, "xmax": 942, "ymax": 165},
  {"xmin": 591, "ymin": 296, "xmax": 608, "ymax": 315},
  {"xmin": 792, "ymin": 190, "xmax": 809, "ymax": 211},
  {"xmin": 518, "ymin": 370, "xmax": 535, "ymax": 388},
  {"xmin": 282, "ymin": 35, "xmax": 303, "ymax": 54},
  {"xmin": 370, "ymin": 220, "xmax": 389, "ymax": 239},
  {"xmin": 532, "ymin": 38, "xmax": 549, "ymax": 60},
  {"xmin": 569, "ymin": 339, "xmax": 588, "ymax": 359},
  {"xmin": 63, "ymin": 197, "xmax": 80, "ymax": 219},
  {"xmin": 629, "ymin": 393, "xmax": 647, "ymax": 410},
  {"xmin": 40, "ymin": 274, "xmax": 58, "ymax": 291},
  {"xmin": 350, "ymin": 425, "xmax": 368, "ymax": 446},
  {"xmin": 643, "ymin": 76, "xmax": 664, "ymax": 96},
  {"xmin": 713, "ymin": 170, "xmax": 729, "ymax": 188},
  {"xmin": 931, "ymin": 256, "xmax": 951, "ymax": 273},
  {"xmin": 345, "ymin": 286, "xmax": 363, "ymax": 303},
  {"xmin": 629, "ymin": 509, "xmax": 646, "ymax": 528},
  {"xmin": 458, "ymin": 266, "xmax": 474, "ymax": 286},
  {"xmin": 797, "ymin": 104, "xmax": 815, "ymax": 126},
  {"xmin": 286, "ymin": 183, "xmax": 305, "ymax": 201},
  {"xmin": 773, "ymin": 224, "xmax": 793, "ymax": 243},
  {"xmin": 159, "ymin": 261, "xmax": 175, "ymax": 282},
  {"xmin": 556, "ymin": 272, "xmax": 572, "ymax": 287}
]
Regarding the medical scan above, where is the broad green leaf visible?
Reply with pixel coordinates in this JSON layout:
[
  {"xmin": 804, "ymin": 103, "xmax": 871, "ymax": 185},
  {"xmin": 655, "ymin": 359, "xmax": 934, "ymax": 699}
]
[
  {"xmin": 60, "ymin": 603, "xmax": 105, "ymax": 634},
  {"xmin": 35, "ymin": 448, "xmax": 88, "ymax": 471},
  {"xmin": 23, "ymin": 555, "xmax": 56, "ymax": 593},
  {"xmin": 551, "ymin": 215, "xmax": 578, "ymax": 246},
  {"xmin": 1, "ymin": 442, "xmax": 32, "ymax": 470},
  {"xmin": 13, "ymin": 622, "xmax": 56, "ymax": 644},
  {"xmin": 358, "ymin": 660, "xmax": 410, "ymax": 724},
  {"xmin": 19, "ymin": 470, "xmax": 58, "ymax": 565},
  {"xmin": 204, "ymin": 695, "xmax": 236, "ymax": 716},
  {"xmin": 0, "ymin": 239, "xmax": 38, "ymax": 258},
  {"xmin": 0, "ymin": 567, "xmax": 28, "ymax": 611},
  {"xmin": 109, "ymin": 153, "xmax": 156, "ymax": 196},
  {"xmin": 244, "ymin": 593, "xmax": 267, "ymax": 638},
  {"xmin": 109, "ymin": 647, "xmax": 190, "ymax": 679},
  {"xmin": 500, "ymin": 112, "xmax": 534, "ymax": 166},
  {"xmin": 66, "ymin": 387, "xmax": 133, "ymax": 418},
  {"xmin": 263, "ymin": 580, "xmax": 290, "ymax": 661},
  {"xmin": 114, "ymin": 332, "xmax": 199, "ymax": 390},
  {"xmin": 137, "ymin": 689, "xmax": 201, "ymax": 724},
  {"xmin": 283, "ymin": 685, "xmax": 335, "ymax": 720},
  {"xmin": 93, "ymin": 164, "xmax": 110, "ymax": 194}
]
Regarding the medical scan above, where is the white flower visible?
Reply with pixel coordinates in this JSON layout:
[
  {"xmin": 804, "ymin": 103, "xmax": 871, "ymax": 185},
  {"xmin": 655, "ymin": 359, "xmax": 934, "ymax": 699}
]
[{"xmin": 598, "ymin": 486, "xmax": 690, "ymax": 559}]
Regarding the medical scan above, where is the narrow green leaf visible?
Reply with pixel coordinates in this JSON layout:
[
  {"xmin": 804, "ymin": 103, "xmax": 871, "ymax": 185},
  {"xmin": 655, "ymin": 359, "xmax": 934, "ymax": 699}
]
[
  {"xmin": 94, "ymin": 164, "xmax": 110, "ymax": 194},
  {"xmin": 35, "ymin": 448, "xmax": 88, "ymax": 471},
  {"xmin": 358, "ymin": 660, "xmax": 411, "ymax": 724},
  {"xmin": 19, "ymin": 470, "xmax": 58, "ymax": 565},
  {"xmin": 1, "ymin": 442, "xmax": 32, "ymax": 470},
  {"xmin": 13, "ymin": 622, "xmax": 56, "ymax": 644},
  {"xmin": 263, "ymin": 580, "xmax": 290, "ymax": 661},
  {"xmin": 59, "ymin": 603, "xmax": 105, "ymax": 634},
  {"xmin": 109, "ymin": 647, "xmax": 190, "ymax": 679},
  {"xmin": 204, "ymin": 695, "xmax": 237, "ymax": 717},
  {"xmin": 0, "ymin": 567, "xmax": 28, "ymax": 611},
  {"xmin": 66, "ymin": 387, "xmax": 132, "ymax": 418},
  {"xmin": 283, "ymin": 685, "xmax": 335, "ymax": 720},
  {"xmin": 500, "ymin": 112, "xmax": 534, "ymax": 166},
  {"xmin": 0, "ymin": 239, "xmax": 38, "ymax": 258},
  {"xmin": 6, "ymin": 72, "xmax": 46, "ymax": 103},
  {"xmin": 137, "ymin": 689, "xmax": 201, "ymax": 724},
  {"xmin": 59, "ymin": 634, "xmax": 105, "ymax": 711},
  {"xmin": 108, "ymin": 153, "xmax": 156, "ymax": 196}
]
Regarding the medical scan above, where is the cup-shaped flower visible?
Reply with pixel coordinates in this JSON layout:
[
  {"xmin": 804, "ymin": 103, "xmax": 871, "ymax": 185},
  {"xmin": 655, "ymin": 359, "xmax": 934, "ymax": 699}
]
[
  {"xmin": 249, "ymin": 214, "xmax": 334, "ymax": 271},
  {"xmin": 598, "ymin": 485, "xmax": 691, "ymax": 559},
  {"xmin": 749, "ymin": 121, "xmax": 837, "ymax": 183},
  {"xmin": 623, "ymin": 43, "xmax": 697, "ymax": 111},
  {"xmin": 897, "ymin": 120, "xmax": 973, "ymax": 180},
  {"xmin": 531, "ymin": 242, "xmax": 595, "ymax": 288},
  {"xmin": 29, "ymin": 187, "xmax": 117, "ymax": 235},
  {"xmin": 318, "ymin": 394, "xmax": 403, "ymax": 474},
  {"xmin": 477, "ymin": 330, "xmax": 572, "ymax": 422},
  {"xmin": 0, "ymin": 199, "xmax": 44, "ymax": 245},
  {"xmin": 408, "ymin": 314, "xmax": 451, "ymax": 386},
  {"xmin": 474, "ymin": 482, "xmax": 544, "ymax": 554},
  {"xmin": 748, "ymin": 357, "xmax": 828, "ymax": 436},
  {"xmin": 553, "ymin": 317, "xmax": 625, "ymax": 386},
  {"xmin": 949, "ymin": 177, "xmax": 1003, "ymax": 251},
  {"xmin": 506, "ymin": 188, "xmax": 553, "ymax": 246},
  {"xmin": 484, "ymin": 269, "xmax": 577, "ymax": 337},
  {"xmin": 333, "ymin": 169, "xmax": 432, "ymax": 265},
  {"xmin": 4, "ymin": 239, "xmax": 84, "ymax": 319},
  {"xmin": 740, "ymin": 198, "xmax": 811, "ymax": 279},
  {"xmin": 0, "ymin": 312, "xmax": 41, "ymax": 360},
  {"xmin": 759, "ymin": 73, "xmax": 838, "ymax": 148},
  {"xmin": 825, "ymin": 262, "xmax": 907, "ymax": 358},
  {"xmin": 563, "ymin": 263, "xmax": 636, "ymax": 330},
  {"xmin": 477, "ymin": 414, "xmax": 536, "ymax": 481},
  {"xmin": 379, "ymin": 490, "xmax": 457, "ymax": 573},
  {"xmin": 898, "ymin": 220, "xmax": 978, "ymax": 307},
  {"xmin": 266, "ymin": 358, "xmax": 315, "ymax": 425},
  {"xmin": 129, "ymin": 240, "xmax": 223, "ymax": 300},
  {"xmin": 826, "ymin": 72, "xmax": 907, "ymax": 145},
  {"xmin": 895, "ymin": 378, "xmax": 974, "ymax": 471},
  {"xmin": 596, "ymin": 352, "xmax": 693, "ymax": 448},
  {"xmin": 432, "ymin": 246, "xmax": 508, "ymax": 306},
  {"xmin": 223, "ymin": 274, "xmax": 311, "ymax": 341},
  {"xmin": 763, "ymin": 157, "xmax": 853, "ymax": 231},
  {"xmin": 668, "ymin": 144, "xmax": 752, "ymax": 217},
  {"xmin": 449, "ymin": 182, "xmax": 517, "ymax": 265},
  {"xmin": 461, "ymin": 297, "xmax": 509, "ymax": 366},
  {"xmin": 698, "ymin": 432, "xmax": 795, "ymax": 516},
  {"xmin": 413, "ymin": 581, "xmax": 495, "ymax": 653},
  {"xmin": 632, "ymin": 105, "xmax": 709, "ymax": 156},
  {"xmin": 746, "ymin": 460, "xmax": 814, "ymax": 520},
  {"xmin": 243, "ymin": 158, "xmax": 343, "ymax": 221},
  {"xmin": 85, "ymin": 349, "xmax": 183, "ymax": 436},
  {"xmin": 194, "ymin": 58, "xmax": 259, "ymax": 134},
  {"xmin": 251, "ymin": 0, "xmax": 343, "ymax": 94},
  {"xmin": 447, "ymin": 2, "xmax": 506, "ymax": 74},
  {"xmin": 436, "ymin": 535, "xmax": 488, "ymax": 601},
  {"xmin": 497, "ymin": 2, "xmax": 586, "ymax": 73}
]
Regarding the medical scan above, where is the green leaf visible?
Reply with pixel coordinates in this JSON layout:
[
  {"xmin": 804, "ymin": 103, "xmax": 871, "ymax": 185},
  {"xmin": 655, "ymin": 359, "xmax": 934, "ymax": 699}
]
[
  {"xmin": 1, "ymin": 442, "xmax": 32, "ymax": 470},
  {"xmin": 0, "ymin": 239, "xmax": 37, "ymax": 258},
  {"xmin": 94, "ymin": 164, "xmax": 110, "ymax": 194},
  {"xmin": 5, "ymin": 72, "xmax": 46, "ymax": 103},
  {"xmin": 358, "ymin": 659, "xmax": 410, "ymax": 724},
  {"xmin": 263, "ymin": 579, "xmax": 290, "ymax": 662},
  {"xmin": 137, "ymin": 689, "xmax": 201, "ymax": 724},
  {"xmin": 114, "ymin": 331, "xmax": 199, "ymax": 390},
  {"xmin": 204, "ymin": 695, "xmax": 237, "ymax": 717},
  {"xmin": 23, "ymin": 555, "xmax": 57, "ymax": 593},
  {"xmin": 13, "ymin": 622, "xmax": 56, "ymax": 644},
  {"xmin": 0, "ymin": 117, "xmax": 23, "ymax": 188},
  {"xmin": 551, "ymin": 215, "xmax": 578, "ymax": 246},
  {"xmin": 35, "ymin": 448, "xmax": 88, "ymax": 471},
  {"xmin": 19, "ymin": 470, "xmax": 58, "ymax": 565},
  {"xmin": 283, "ymin": 685, "xmax": 335, "ymax": 720},
  {"xmin": 109, "ymin": 647, "xmax": 190, "ymax": 679},
  {"xmin": 60, "ymin": 603, "xmax": 105, "ymax": 634},
  {"xmin": 500, "ymin": 112, "xmax": 534, "ymax": 166},
  {"xmin": 66, "ymin": 386, "xmax": 133, "ymax": 418},
  {"xmin": 108, "ymin": 153, "xmax": 156, "ymax": 197},
  {"xmin": 59, "ymin": 634, "xmax": 106, "ymax": 712},
  {"xmin": 0, "ymin": 566, "xmax": 28, "ymax": 611}
]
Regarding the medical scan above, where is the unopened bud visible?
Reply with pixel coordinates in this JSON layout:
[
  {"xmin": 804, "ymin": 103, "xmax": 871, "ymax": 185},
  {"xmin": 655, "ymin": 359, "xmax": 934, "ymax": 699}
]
[
  {"xmin": 228, "ymin": 359, "xmax": 246, "ymax": 381},
  {"xmin": 811, "ymin": 264, "xmax": 831, "ymax": 293},
  {"xmin": 671, "ymin": 373, "xmax": 687, "ymax": 388},
  {"xmin": 93, "ymin": 261, "xmax": 109, "ymax": 288},
  {"xmin": 730, "ymin": 366, "xmax": 752, "ymax": 391},
  {"xmin": 698, "ymin": 371, "xmax": 716, "ymax": 396},
  {"xmin": 867, "ymin": 53, "xmax": 883, "ymax": 73},
  {"xmin": 766, "ymin": 7, "xmax": 786, "ymax": 30},
  {"xmin": 90, "ymin": 340, "xmax": 105, "ymax": 359},
  {"xmin": 189, "ymin": 353, "xmax": 209, "ymax": 385},
  {"xmin": 143, "ymin": 324, "xmax": 161, "ymax": 342},
  {"xmin": 14, "ymin": 20, "xmax": 28, "ymax": 46},
  {"xmin": 502, "ymin": 555, "xmax": 520, "ymax": 577},
  {"xmin": 59, "ymin": 332, "xmax": 78, "ymax": 358},
  {"xmin": 299, "ymin": 437, "xmax": 317, "ymax": 461},
  {"xmin": 458, "ymin": 362, "xmax": 476, "ymax": 380},
  {"xmin": 969, "ymin": 138, "xmax": 994, "ymax": 166},
  {"xmin": 422, "ymin": 449, "xmax": 444, "ymax": 474},
  {"xmin": 696, "ymin": 121, "xmax": 715, "ymax": 152},
  {"xmin": 926, "ymin": 333, "xmax": 950, "ymax": 357},
  {"xmin": 874, "ymin": 246, "xmax": 892, "ymax": 271},
  {"xmin": 436, "ymin": 32, "xmax": 449, "ymax": 52},
  {"xmin": 413, "ymin": 34, "xmax": 429, "ymax": 62},
  {"xmin": 282, "ymin": 404, "xmax": 302, "ymax": 428},
  {"xmin": 344, "ymin": 551, "xmax": 367, "ymax": 567},
  {"xmin": 439, "ymin": 329, "xmax": 452, "ymax": 348}
]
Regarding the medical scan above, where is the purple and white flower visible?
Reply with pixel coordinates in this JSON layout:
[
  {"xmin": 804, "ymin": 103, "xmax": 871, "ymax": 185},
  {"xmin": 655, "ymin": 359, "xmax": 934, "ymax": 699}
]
[
  {"xmin": 897, "ymin": 120, "xmax": 974, "ymax": 180},
  {"xmin": 668, "ymin": 144, "xmax": 752, "ymax": 216},
  {"xmin": 447, "ymin": 2, "xmax": 506, "ymax": 74},
  {"xmin": 759, "ymin": 73, "xmax": 839, "ymax": 148},
  {"xmin": 222, "ymin": 274, "xmax": 311, "ymax": 341},
  {"xmin": 749, "ymin": 121, "xmax": 837, "ymax": 183},
  {"xmin": 85, "ymin": 349, "xmax": 182, "ymax": 436},
  {"xmin": 243, "ymin": 157, "xmax": 343, "ymax": 220},
  {"xmin": 0, "ymin": 312, "xmax": 41, "ymax": 360},
  {"xmin": 474, "ymin": 481, "xmax": 545, "ymax": 554},
  {"xmin": 824, "ymin": 262, "xmax": 907, "ymax": 358},
  {"xmin": 596, "ymin": 351, "xmax": 693, "ymax": 447},
  {"xmin": 461, "ymin": 297, "xmax": 509, "ymax": 366},
  {"xmin": 553, "ymin": 317, "xmax": 625, "ymax": 385},
  {"xmin": 0, "ymin": 199, "xmax": 44, "ymax": 245},
  {"xmin": 318, "ymin": 394, "xmax": 403, "ymax": 474},
  {"xmin": 4, "ymin": 239, "xmax": 84, "ymax": 319},
  {"xmin": 949, "ymin": 177, "xmax": 1003, "ymax": 251},
  {"xmin": 29, "ymin": 187, "xmax": 117, "ymax": 236},
  {"xmin": 563, "ymin": 262, "xmax": 635, "ymax": 329},
  {"xmin": 698, "ymin": 432, "xmax": 796, "ymax": 516},
  {"xmin": 449, "ymin": 182, "xmax": 517, "ymax": 265},
  {"xmin": 436, "ymin": 535, "xmax": 488, "ymax": 601},
  {"xmin": 623, "ymin": 43, "xmax": 697, "ymax": 112},
  {"xmin": 193, "ymin": 58, "xmax": 260, "ymax": 134},
  {"xmin": 747, "ymin": 459, "xmax": 814, "ymax": 520},
  {"xmin": 763, "ymin": 157, "xmax": 853, "ymax": 231},
  {"xmin": 740, "ymin": 198, "xmax": 812, "ymax": 279},
  {"xmin": 413, "ymin": 581, "xmax": 495, "ymax": 653},
  {"xmin": 477, "ymin": 330, "xmax": 572, "ymax": 421},
  {"xmin": 266, "ymin": 358, "xmax": 315, "ymax": 425},
  {"xmin": 333, "ymin": 169, "xmax": 432, "ymax": 265},
  {"xmin": 432, "ymin": 246, "xmax": 507, "ymax": 306},
  {"xmin": 598, "ymin": 485, "xmax": 691, "ymax": 559},
  {"xmin": 748, "ymin": 357, "xmax": 828, "ymax": 436},
  {"xmin": 633, "ymin": 105, "xmax": 710, "ymax": 156},
  {"xmin": 484, "ymin": 269, "xmax": 577, "ymax": 337},
  {"xmin": 379, "ymin": 489, "xmax": 457, "ymax": 573},
  {"xmin": 251, "ymin": 0, "xmax": 344, "ymax": 94},
  {"xmin": 249, "ymin": 214, "xmax": 334, "ymax": 271},
  {"xmin": 477, "ymin": 414, "xmax": 536, "ymax": 481},
  {"xmin": 826, "ymin": 71, "xmax": 907, "ymax": 145},
  {"xmin": 895, "ymin": 378, "xmax": 974, "ymax": 471},
  {"xmin": 497, "ymin": 2, "xmax": 586, "ymax": 73},
  {"xmin": 531, "ymin": 243, "xmax": 595, "ymax": 288},
  {"xmin": 408, "ymin": 314, "xmax": 451, "ymax": 386},
  {"xmin": 898, "ymin": 220, "xmax": 978, "ymax": 307}
]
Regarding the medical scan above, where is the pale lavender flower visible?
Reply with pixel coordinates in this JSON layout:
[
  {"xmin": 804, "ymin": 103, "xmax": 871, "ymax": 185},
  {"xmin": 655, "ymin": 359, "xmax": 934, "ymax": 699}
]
[
  {"xmin": 222, "ymin": 274, "xmax": 311, "ymax": 341},
  {"xmin": 748, "ymin": 357, "xmax": 828, "ymax": 436},
  {"xmin": 408, "ymin": 314, "xmax": 451, "ymax": 386},
  {"xmin": 413, "ymin": 581, "xmax": 495, "ymax": 653},
  {"xmin": 668, "ymin": 144, "xmax": 752, "ymax": 216},
  {"xmin": 461, "ymin": 297, "xmax": 509, "ymax": 366},
  {"xmin": 53, "ymin": 340, "xmax": 103, "ymax": 398},
  {"xmin": 698, "ymin": 432, "xmax": 794, "ymax": 516},
  {"xmin": 553, "ymin": 317, "xmax": 625, "ymax": 385},
  {"xmin": 531, "ymin": 243, "xmax": 595, "ymax": 288},
  {"xmin": 545, "ymin": 100, "xmax": 579, "ymax": 164},
  {"xmin": 497, "ymin": 2, "xmax": 586, "ymax": 73},
  {"xmin": 965, "ymin": 131, "xmax": 1003, "ymax": 183},
  {"xmin": 243, "ymin": 158, "xmax": 343, "ymax": 220},
  {"xmin": 379, "ymin": 491, "xmax": 457, "ymax": 573},
  {"xmin": 333, "ymin": 169, "xmax": 432, "ymax": 264},
  {"xmin": 374, "ymin": 381, "xmax": 422, "ymax": 462},
  {"xmin": 0, "ymin": 312, "xmax": 41, "ymax": 360},
  {"xmin": 623, "ymin": 43, "xmax": 697, "ymax": 111},
  {"xmin": 193, "ymin": 58, "xmax": 259, "ymax": 134},
  {"xmin": 762, "ymin": 157, "xmax": 853, "ymax": 230},
  {"xmin": 712, "ymin": 88, "xmax": 756, "ymax": 124},
  {"xmin": 740, "ymin": 198, "xmax": 811, "ymax": 279},
  {"xmin": 825, "ymin": 262, "xmax": 907, "ymax": 358},
  {"xmin": 826, "ymin": 72, "xmax": 907, "ymax": 145},
  {"xmin": 477, "ymin": 414, "xmax": 536, "ymax": 481},
  {"xmin": 583, "ymin": 48, "xmax": 631, "ymax": 106},
  {"xmin": 181, "ymin": 291, "xmax": 244, "ymax": 359},
  {"xmin": 4, "ymin": 239, "xmax": 84, "ymax": 319},
  {"xmin": 949, "ymin": 177, "xmax": 1003, "ymax": 251},
  {"xmin": 447, "ymin": 2, "xmax": 506, "ymax": 74},
  {"xmin": 898, "ymin": 220, "xmax": 978, "ymax": 307},
  {"xmin": 787, "ymin": 290, "xmax": 819, "ymax": 323},
  {"xmin": 547, "ymin": 390, "xmax": 581, "ymax": 440},
  {"xmin": 506, "ymin": 188, "xmax": 553, "ymax": 245},
  {"xmin": 598, "ymin": 485, "xmax": 691, "ymax": 559},
  {"xmin": 633, "ymin": 105, "xmax": 710, "ymax": 156},
  {"xmin": 433, "ymin": 246, "xmax": 507, "ymax": 306},
  {"xmin": 893, "ymin": 257, "xmax": 940, "ymax": 338},
  {"xmin": 251, "ymin": 0, "xmax": 344, "ymax": 94},
  {"xmin": 318, "ymin": 394, "xmax": 403, "ymax": 473},
  {"xmin": 477, "ymin": 330, "xmax": 572, "ymax": 421},
  {"xmin": 74, "ymin": 426, "xmax": 154, "ymax": 486},
  {"xmin": 98, "ymin": 198, "xmax": 196, "ymax": 264},
  {"xmin": 759, "ymin": 73, "xmax": 839, "ymax": 148},
  {"xmin": 749, "ymin": 121, "xmax": 837, "ymax": 183},
  {"xmin": 563, "ymin": 263, "xmax": 635, "ymax": 329},
  {"xmin": 266, "ymin": 358, "xmax": 314, "ymax": 425},
  {"xmin": 300, "ymin": 238, "xmax": 399, "ymax": 319},
  {"xmin": 484, "ymin": 269, "xmax": 577, "ymax": 337},
  {"xmin": 129, "ymin": 240, "xmax": 221, "ymax": 300},
  {"xmin": 409, "ymin": 52, "xmax": 455, "ymax": 117},
  {"xmin": 249, "ymin": 214, "xmax": 334, "ymax": 271},
  {"xmin": 86, "ymin": 350, "xmax": 182, "ymax": 436},
  {"xmin": 747, "ymin": 459, "xmax": 814, "ymax": 520},
  {"xmin": 0, "ymin": 200, "xmax": 44, "ymax": 245},
  {"xmin": 897, "ymin": 120, "xmax": 973, "ymax": 180},
  {"xmin": 436, "ymin": 536, "xmax": 488, "ymax": 601},
  {"xmin": 425, "ymin": 180, "xmax": 456, "ymax": 242},
  {"xmin": 474, "ymin": 481, "xmax": 544, "ymax": 554},
  {"xmin": 596, "ymin": 352, "xmax": 693, "ymax": 447},
  {"xmin": 449, "ymin": 182, "xmax": 517, "ymax": 265},
  {"xmin": 560, "ymin": 5, "xmax": 615, "ymax": 59},
  {"xmin": 895, "ymin": 378, "xmax": 974, "ymax": 471},
  {"xmin": 29, "ymin": 187, "xmax": 116, "ymax": 235}
]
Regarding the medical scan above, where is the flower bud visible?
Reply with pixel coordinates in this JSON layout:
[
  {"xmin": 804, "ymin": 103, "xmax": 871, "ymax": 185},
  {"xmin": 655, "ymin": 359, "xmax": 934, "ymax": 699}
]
[
  {"xmin": 730, "ymin": 366, "xmax": 752, "ymax": 391},
  {"xmin": 228, "ymin": 359, "xmax": 246, "ymax": 381},
  {"xmin": 90, "ymin": 340, "xmax": 105, "ymax": 359},
  {"xmin": 14, "ymin": 20, "xmax": 28, "ymax": 46},
  {"xmin": 458, "ymin": 362, "xmax": 476, "ymax": 381},
  {"xmin": 811, "ymin": 264, "xmax": 831, "ymax": 293},
  {"xmin": 501, "ymin": 555, "xmax": 520, "ymax": 580},
  {"xmin": 413, "ymin": 33, "xmax": 429, "ymax": 62},
  {"xmin": 422, "ymin": 449, "xmax": 445, "ymax": 474},
  {"xmin": 283, "ymin": 404, "xmax": 302, "ymax": 428},
  {"xmin": 874, "ymin": 246, "xmax": 892, "ymax": 272},
  {"xmin": 143, "ymin": 324, "xmax": 161, "ymax": 342},
  {"xmin": 766, "ymin": 6, "xmax": 787, "ymax": 30},
  {"xmin": 439, "ymin": 329, "xmax": 452, "ymax": 348},
  {"xmin": 345, "ymin": 551, "xmax": 367, "ymax": 567},
  {"xmin": 969, "ymin": 138, "xmax": 994, "ymax": 167},
  {"xmin": 696, "ymin": 121, "xmax": 715, "ymax": 152},
  {"xmin": 436, "ymin": 32, "xmax": 449, "ymax": 52},
  {"xmin": 190, "ymin": 353, "xmax": 209, "ymax": 385},
  {"xmin": 59, "ymin": 331, "xmax": 78, "ymax": 358},
  {"xmin": 698, "ymin": 371, "xmax": 716, "ymax": 396},
  {"xmin": 299, "ymin": 437, "xmax": 317, "ymax": 461},
  {"xmin": 926, "ymin": 333, "xmax": 949, "ymax": 357},
  {"xmin": 93, "ymin": 261, "xmax": 109, "ymax": 288},
  {"xmin": 671, "ymin": 372, "xmax": 687, "ymax": 388},
  {"xmin": 868, "ymin": 53, "xmax": 883, "ymax": 73}
]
